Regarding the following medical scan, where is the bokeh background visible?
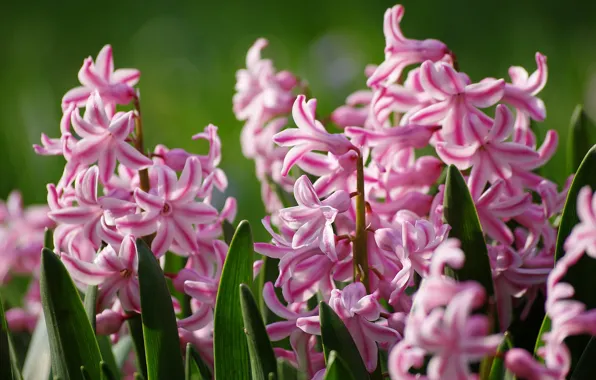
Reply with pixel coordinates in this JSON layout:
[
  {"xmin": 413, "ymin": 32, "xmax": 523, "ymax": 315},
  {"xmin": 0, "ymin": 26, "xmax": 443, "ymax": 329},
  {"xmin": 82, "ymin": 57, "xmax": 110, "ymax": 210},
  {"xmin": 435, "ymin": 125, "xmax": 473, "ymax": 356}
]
[{"xmin": 1, "ymin": 0, "xmax": 596, "ymax": 242}]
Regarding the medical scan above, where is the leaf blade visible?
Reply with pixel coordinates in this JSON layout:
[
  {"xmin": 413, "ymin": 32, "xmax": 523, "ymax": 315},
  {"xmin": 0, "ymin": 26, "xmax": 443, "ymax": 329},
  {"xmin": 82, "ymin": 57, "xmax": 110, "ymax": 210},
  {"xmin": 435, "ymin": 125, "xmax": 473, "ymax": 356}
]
[
  {"xmin": 324, "ymin": 351, "xmax": 356, "ymax": 380},
  {"xmin": 40, "ymin": 248, "xmax": 102, "ymax": 380},
  {"xmin": 136, "ymin": 238, "xmax": 185, "ymax": 380},
  {"xmin": 213, "ymin": 220, "xmax": 254, "ymax": 380},
  {"xmin": 239, "ymin": 284, "xmax": 277, "ymax": 380}
]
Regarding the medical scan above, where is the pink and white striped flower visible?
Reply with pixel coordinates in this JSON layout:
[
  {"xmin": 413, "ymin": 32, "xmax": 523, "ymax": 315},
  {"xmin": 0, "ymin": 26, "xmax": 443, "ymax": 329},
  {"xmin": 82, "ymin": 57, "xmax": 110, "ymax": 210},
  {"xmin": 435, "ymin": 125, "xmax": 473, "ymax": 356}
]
[
  {"xmin": 278, "ymin": 175, "xmax": 350, "ymax": 261},
  {"xmin": 62, "ymin": 45, "xmax": 140, "ymax": 110},
  {"xmin": 410, "ymin": 61, "xmax": 505, "ymax": 145},
  {"xmin": 564, "ymin": 186, "xmax": 596, "ymax": 259},
  {"xmin": 436, "ymin": 105, "xmax": 539, "ymax": 199},
  {"xmin": 273, "ymin": 95, "xmax": 354, "ymax": 176},
  {"xmin": 367, "ymin": 5, "xmax": 448, "ymax": 88},
  {"xmin": 61, "ymin": 235, "xmax": 141, "ymax": 311},
  {"xmin": 117, "ymin": 157, "xmax": 218, "ymax": 257},
  {"xmin": 70, "ymin": 92, "xmax": 153, "ymax": 183}
]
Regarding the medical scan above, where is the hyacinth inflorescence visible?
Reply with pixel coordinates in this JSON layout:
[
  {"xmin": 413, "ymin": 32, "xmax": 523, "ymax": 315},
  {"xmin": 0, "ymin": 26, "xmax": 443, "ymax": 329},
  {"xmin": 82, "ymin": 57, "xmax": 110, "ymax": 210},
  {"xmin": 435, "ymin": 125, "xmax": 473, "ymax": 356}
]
[{"xmin": 0, "ymin": 3, "xmax": 593, "ymax": 380}]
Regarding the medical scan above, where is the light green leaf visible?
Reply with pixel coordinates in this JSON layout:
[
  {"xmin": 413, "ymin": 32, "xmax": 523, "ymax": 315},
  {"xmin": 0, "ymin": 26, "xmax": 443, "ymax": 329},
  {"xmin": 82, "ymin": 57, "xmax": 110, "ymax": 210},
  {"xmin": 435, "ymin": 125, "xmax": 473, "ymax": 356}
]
[
  {"xmin": 277, "ymin": 359, "xmax": 301, "ymax": 380},
  {"xmin": 22, "ymin": 317, "xmax": 51, "ymax": 380},
  {"xmin": 319, "ymin": 302, "xmax": 369, "ymax": 380},
  {"xmin": 324, "ymin": 351, "xmax": 356, "ymax": 380},
  {"xmin": 239, "ymin": 284, "xmax": 277, "ymax": 380},
  {"xmin": 443, "ymin": 165, "xmax": 497, "ymax": 328},
  {"xmin": 97, "ymin": 336, "xmax": 119, "ymax": 380},
  {"xmin": 40, "ymin": 248, "xmax": 102, "ymax": 380},
  {"xmin": 136, "ymin": 239, "xmax": 184, "ymax": 380},
  {"xmin": 84, "ymin": 285, "xmax": 98, "ymax": 332},
  {"xmin": 213, "ymin": 220, "xmax": 254, "ymax": 380}
]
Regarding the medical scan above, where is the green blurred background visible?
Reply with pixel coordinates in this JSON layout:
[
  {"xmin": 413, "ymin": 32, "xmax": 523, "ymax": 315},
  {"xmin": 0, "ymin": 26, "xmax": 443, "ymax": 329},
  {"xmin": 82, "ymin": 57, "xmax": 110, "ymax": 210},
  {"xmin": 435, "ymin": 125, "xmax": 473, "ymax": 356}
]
[{"xmin": 1, "ymin": 0, "xmax": 595, "ymax": 242}]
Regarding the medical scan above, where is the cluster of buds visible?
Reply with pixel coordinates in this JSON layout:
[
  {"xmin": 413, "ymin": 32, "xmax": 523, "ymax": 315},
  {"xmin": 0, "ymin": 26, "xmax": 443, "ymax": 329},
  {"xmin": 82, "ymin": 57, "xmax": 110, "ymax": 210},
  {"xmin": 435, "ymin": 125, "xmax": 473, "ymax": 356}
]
[
  {"xmin": 233, "ymin": 4, "xmax": 595, "ymax": 379},
  {"xmin": 32, "ymin": 45, "xmax": 237, "ymax": 370}
]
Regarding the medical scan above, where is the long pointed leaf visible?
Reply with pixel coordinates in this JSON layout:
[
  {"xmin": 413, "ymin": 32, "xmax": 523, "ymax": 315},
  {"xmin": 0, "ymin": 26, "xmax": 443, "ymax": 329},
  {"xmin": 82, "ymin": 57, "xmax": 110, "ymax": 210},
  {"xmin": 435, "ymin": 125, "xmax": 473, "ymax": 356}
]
[
  {"xmin": 136, "ymin": 238, "xmax": 184, "ymax": 380},
  {"xmin": 239, "ymin": 283, "xmax": 277, "ymax": 380},
  {"xmin": 84, "ymin": 285, "xmax": 98, "ymax": 332},
  {"xmin": 22, "ymin": 316, "xmax": 51, "ymax": 380},
  {"xmin": 1, "ymin": 293, "xmax": 22, "ymax": 380},
  {"xmin": 40, "ymin": 248, "xmax": 102, "ymax": 380},
  {"xmin": 443, "ymin": 165, "xmax": 496, "ymax": 327},
  {"xmin": 97, "ymin": 336, "xmax": 119, "ymax": 380},
  {"xmin": 126, "ymin": 315, "xmax": 147, "ymax": 379},
  {"xmin": 319, "ymin": 302, "xmax": 369, "ymax": 380},
  {"xmin": 571, "ymin": 336, "xmax": 596, "ymax": 380},
  {"xmin": 538, "ymin": 145, "xmax": 596, "ymax": 371},
  {"xmin": 324, "ymin": 351, "xmax": 356, "ymax": 380},
  {"xmin": 213, "ymin": 220, "xmax": 254, "ymax": 380},
  {"xmin": 489, "ymin": 333, "xmax": 514, "ymax": 380},
  {"xmin": 277, "ymin": 359, "xmax": 300, "ymax": 380},
  {"xmin": 567, "ymin": 105, "xmax": 596, "ymax": 173}
]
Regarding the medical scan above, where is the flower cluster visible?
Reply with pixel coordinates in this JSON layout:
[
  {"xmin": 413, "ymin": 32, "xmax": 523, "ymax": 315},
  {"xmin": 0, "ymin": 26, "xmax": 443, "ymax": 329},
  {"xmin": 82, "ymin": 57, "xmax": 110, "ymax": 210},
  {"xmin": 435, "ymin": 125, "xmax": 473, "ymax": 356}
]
[
  {"xmin": 0, "ymin": 191, "xmax": 52, "ymax": 331},
  {"xmin": 33, "ymin": 45, "xmax": 237, "ymax": 371},
  {"xmin": 233, "ymin": 3, "xmax": 594, "ymax": 379}
]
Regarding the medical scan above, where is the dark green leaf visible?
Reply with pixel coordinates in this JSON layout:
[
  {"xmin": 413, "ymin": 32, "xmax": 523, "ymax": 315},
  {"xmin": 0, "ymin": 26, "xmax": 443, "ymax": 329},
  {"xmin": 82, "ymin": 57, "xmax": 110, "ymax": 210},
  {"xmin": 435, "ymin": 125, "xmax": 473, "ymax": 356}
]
[
  {"xmin": 571, "ymin": 336, "xmax": 596, "ymax": 380},
  {"xmin": 488, "ymin": 333, "xmax": 514, "ymax": 380},
  {"xmin": 44, "ymin": 228, "xmax": 54, "ymax": 250},
  {"xmin": 84, "ymin": 285, "xmax": 98, "ymax": 332},
  {"xmin": 256, "ymin": 257, "xmax": 282, "ymax": 324},
  {"xmin": 277, "ymin": 359, "xmax": 301, "ymax": 380},
  {"xmin": 136, "ymin": 239, "xmax": 184, "ymax": 380},
  {"xmin": 443, "ymin": 165, "xmax": 497, "ymax": 328},
  {"xmin": 239, "ymin": 284, "xmax": 277, "ymax": 380},
  {"xmin": 100, "ymin": 362, "xmax": 116, "ymax": 380},
  {"xmin": 133, "ymin": 373, "xmax": 144, "ymax": 380},
  {"xmin": 213, "ymin": 220, "xmax": 254, "ymax": 380},
  {"xmin": 126, "ymin": 315, "xmax": 147, "ymax": 379},
  {"xmin": 324, "ymin": 351, "xmax": 356, "ymax": 380},
  {"xmin": 223, "ymin": 220, "xmax": 236, "ymax": 245},
  {"xmin": 567, "ymin": 105, "xmax": 596, "ymax": 173},
  {"xmin": 185, "ymin": 343, "xmax": 209, "ymax": 380},
  {"xmin": 534, "ymin": 316, "xmax": 550, "ymax": 360},
  {"xmin": 97, "ymin": 336, "xmax": 119, "ymax": 380},
  {"xmin": 319, "ymin": 302, "xmax": 369, "ymax": 380},
  {"xmin": 1, "ymin": 293, "xmax": 23, "ymax": 380},
  {"xmin": 543, "ymin": 146, "xmax": 596, "ymax": 371},
  {"xmin": 40, "ymin": 248, "xmax": 102, "ymax": 380},
  {"xmin": 80, "ymin": 366, "xmax": 91, "ymax": 380}
]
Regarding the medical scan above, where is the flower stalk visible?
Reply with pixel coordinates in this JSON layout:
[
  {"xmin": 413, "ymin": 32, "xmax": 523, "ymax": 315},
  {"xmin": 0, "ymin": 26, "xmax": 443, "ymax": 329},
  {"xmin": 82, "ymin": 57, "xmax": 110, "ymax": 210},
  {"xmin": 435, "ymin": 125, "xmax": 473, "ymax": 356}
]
[{"xmin": 353, "ymin": 152, "xmax": 369, "ymax": 291}]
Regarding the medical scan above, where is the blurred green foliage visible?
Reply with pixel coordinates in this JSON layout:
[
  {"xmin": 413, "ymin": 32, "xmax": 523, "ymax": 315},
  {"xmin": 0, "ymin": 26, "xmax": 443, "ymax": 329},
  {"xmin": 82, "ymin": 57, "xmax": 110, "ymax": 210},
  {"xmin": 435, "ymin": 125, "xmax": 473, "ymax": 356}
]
[{"xmin": 1, "ymin": 0, "xmax": 595, "ymax": 242}]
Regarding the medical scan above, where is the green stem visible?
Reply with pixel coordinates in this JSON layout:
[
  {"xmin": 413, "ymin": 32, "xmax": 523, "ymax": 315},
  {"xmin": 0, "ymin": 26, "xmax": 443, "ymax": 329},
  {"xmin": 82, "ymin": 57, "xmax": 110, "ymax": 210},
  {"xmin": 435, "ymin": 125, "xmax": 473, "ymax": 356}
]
[{"xmin": 353, "ymin": 153, "xmax": 369, "ymax": 291}]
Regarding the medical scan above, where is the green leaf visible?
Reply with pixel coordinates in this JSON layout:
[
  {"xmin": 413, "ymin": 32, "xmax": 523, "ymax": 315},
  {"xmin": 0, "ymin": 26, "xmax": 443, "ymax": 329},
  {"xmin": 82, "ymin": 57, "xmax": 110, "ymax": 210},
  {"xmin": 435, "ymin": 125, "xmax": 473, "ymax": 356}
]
[
  {"xmin": 239, "ymin": 284, "xmax": 277, "ymax": 380},
  {"xmin": 97, "ymin": 336, "xmax": 119, "ymax": 380},
  {"xmin": 277, "ymin": 359, "xmax": 301, "ymax": 380},
  {"xmin": 100, "ymin": 362, "xmax": 116, "ymax": 380},
  {"xmin": 184, "ymin": 343, "xmax": 211, "ymax": 380},
  {"xmin": 40, "ymin": 248, "xmax": 102, "ymax": 380},
  {"xmin": 545, "ymin": 145, "xmax": 596, "ymax": 371},
  {"xmin": 571, "ymin": 336, "xmax": 596, "ymax": 380},
  {"xmin": 84, "ymin": 285, "xmax": 98, "ymax": 332},
  {"xmin": 213, "ymin": 220, "xmax": 254, "ymax": 380},
  {"xmin": 1, "ymin": 293, "xmax": 23, "ymax": 380},
  {"xmin": 324, "ymin": 351, "xmax": 356, "ymax": 380},
  {"xmin": 534, "ymin": 316, "xmax": 550, "ymax": 359},
  {"xmin": 443, "ymin": 165, "xmax": 497, "ymax": 327},
  {"xmin": 256, "ymin": 257, "xmax": 282, "ymax": 324},
  {"xmin": 567, "ymin": 105, "xmax": 596, "ymax": 173},
  {"xmin": 136, "ymin": 239, "xmax": 185, "ymax": 380},
  {"xmin": 319, "ymin": 302, "xmax": 369, "ymax": 380},
  {"xmin": 488, "ymin": 333, "xmax": 514, "ymax": 380},
  {"xmin": 126, "ymin": 315, "xmax": 147, "ymax": 379},
  {"xmin": 187, "ymin": 343, "xmax": 212, "ymax": 380}
]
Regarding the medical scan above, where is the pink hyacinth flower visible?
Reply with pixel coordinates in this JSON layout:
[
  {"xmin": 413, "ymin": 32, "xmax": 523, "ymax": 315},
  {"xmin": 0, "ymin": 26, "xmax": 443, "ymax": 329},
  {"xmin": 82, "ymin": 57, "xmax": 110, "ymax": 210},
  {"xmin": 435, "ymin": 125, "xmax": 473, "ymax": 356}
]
[
  {"xmin": 70, "ymin": 92, "xmax": 153, "ymax": 183},
  {"xmin": 273, "ymin": 95, "xmax": 354, "ymax": 176},
  {"xmin": 278, "ymin": 175, "xmax": 350, "ymax": 261},
  {"xmin": 297, "ymin": 283, "xmax": 399, "ymax": 373},
  {"xmin": 61, "ymin": 235, "xmax": 141, "ymax": 311},
  {"xmin": 48, "ymin": 166, "xmax": 136, "ymax": 249},
  {"xmin": 410, "ymin": 61, "xmax": 505, "ymax": 145},
  {"xmin": 436, "ymin": 105, "xmax": 539, "ymax": 199},
  {"xmin": 62, "ymin": 45, "xmax": 140, "ymax": 109},
  {"xmin": 117, "ymin": 157, "xmax": 218, "ymax": 257},
  {"xmin": 367, "ymin": 5, "xmax": 448, "ymax": 88},
  {"xmin": 564, "ymin": 186, "xmax": 596, "ymax": 259}
]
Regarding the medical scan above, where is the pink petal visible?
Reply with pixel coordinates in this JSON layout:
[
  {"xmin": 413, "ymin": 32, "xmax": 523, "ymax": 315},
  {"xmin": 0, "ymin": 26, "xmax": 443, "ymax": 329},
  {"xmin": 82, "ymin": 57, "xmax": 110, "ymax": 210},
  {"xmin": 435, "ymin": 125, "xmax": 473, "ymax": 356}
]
[
  {"xmin": 61, "ymin": 254, "xmax": 112, "ymax": 285},
  {"xmin": 116, "ymin": 140, "xmax": 152, "ymax": 170},
  {"xmin": 465, "ymin": 79, "xmax": 505, "ymax": 108},
  {"xmin": 112, "ymin": 69, "xmax": 141, "ymax": 86},
  {"xmin": 170, "ymin": 217, "xmax": 199, "ymax": 253},
  {"xmin": 72, "ymin": 111, "xmax": 102, "ymax": 137},
  {"xmin": 98, "ymin": 145, "xmax": 118, "ymax": 183},
  {"xmin": 419, "ymin": 61, "xmax": 454, "ymax": 99},
  {"xmin": 267, "ymin": 321, "xmax": 297, "ymax": 341},
  {"xmin": 119, "ymin": 235, "xmax": 138, "ymax": 270},
  {"xmin": 170, "ymin": 157, "xmax": 202, "ymax": 203},
  {"xmin": 296, "ymin": 315, "xmax": 321, "ymax": 335},
  {"xmin": 49, "ymin": 206, "xmax": 97, "ymax": 225},
  {"xmin": 95, "ymin": 45, "xmax": 114, "ymax": 81},
  {"xmin": 73, "ymin": 134, "xmax": 108, "ymax": 165},
  {"xmin": 488, "ymin": 104, "xmax": 514, "ymax": 142},
  {"xmin": 292, "ymin": 95, "xmax": 321, "ymax": 133},
  {"xmin": 117, "ymin": 212, "xmax": 159, "ymax": 236},
  {"xmin": 152, "ymin": 220, "xmax": 174, "ymax": 257},
  {"xmin": 435, "ymin": 143, "xmax": 477, "ymax": 169},
  {"xmin": 62, "ymin": 87, "xmax": 92, "ymax": 109},
  {"xmin": 134, "ymin": 189, "xmax": 164, "ymax": 212},
  {"xmin": 78, "ymin": 58, "xmax": 107, "ymax": 89},
  {"xmin": 178, "ymin": 304, "xmax": 213, "ymax": 331},
  {"xmin": 280, "ymin": 145, "xmax": 313, "ymax": 177},
  {"xmin": 293, "ymin": 175, "xmax": 321, "ymax": 208}
]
